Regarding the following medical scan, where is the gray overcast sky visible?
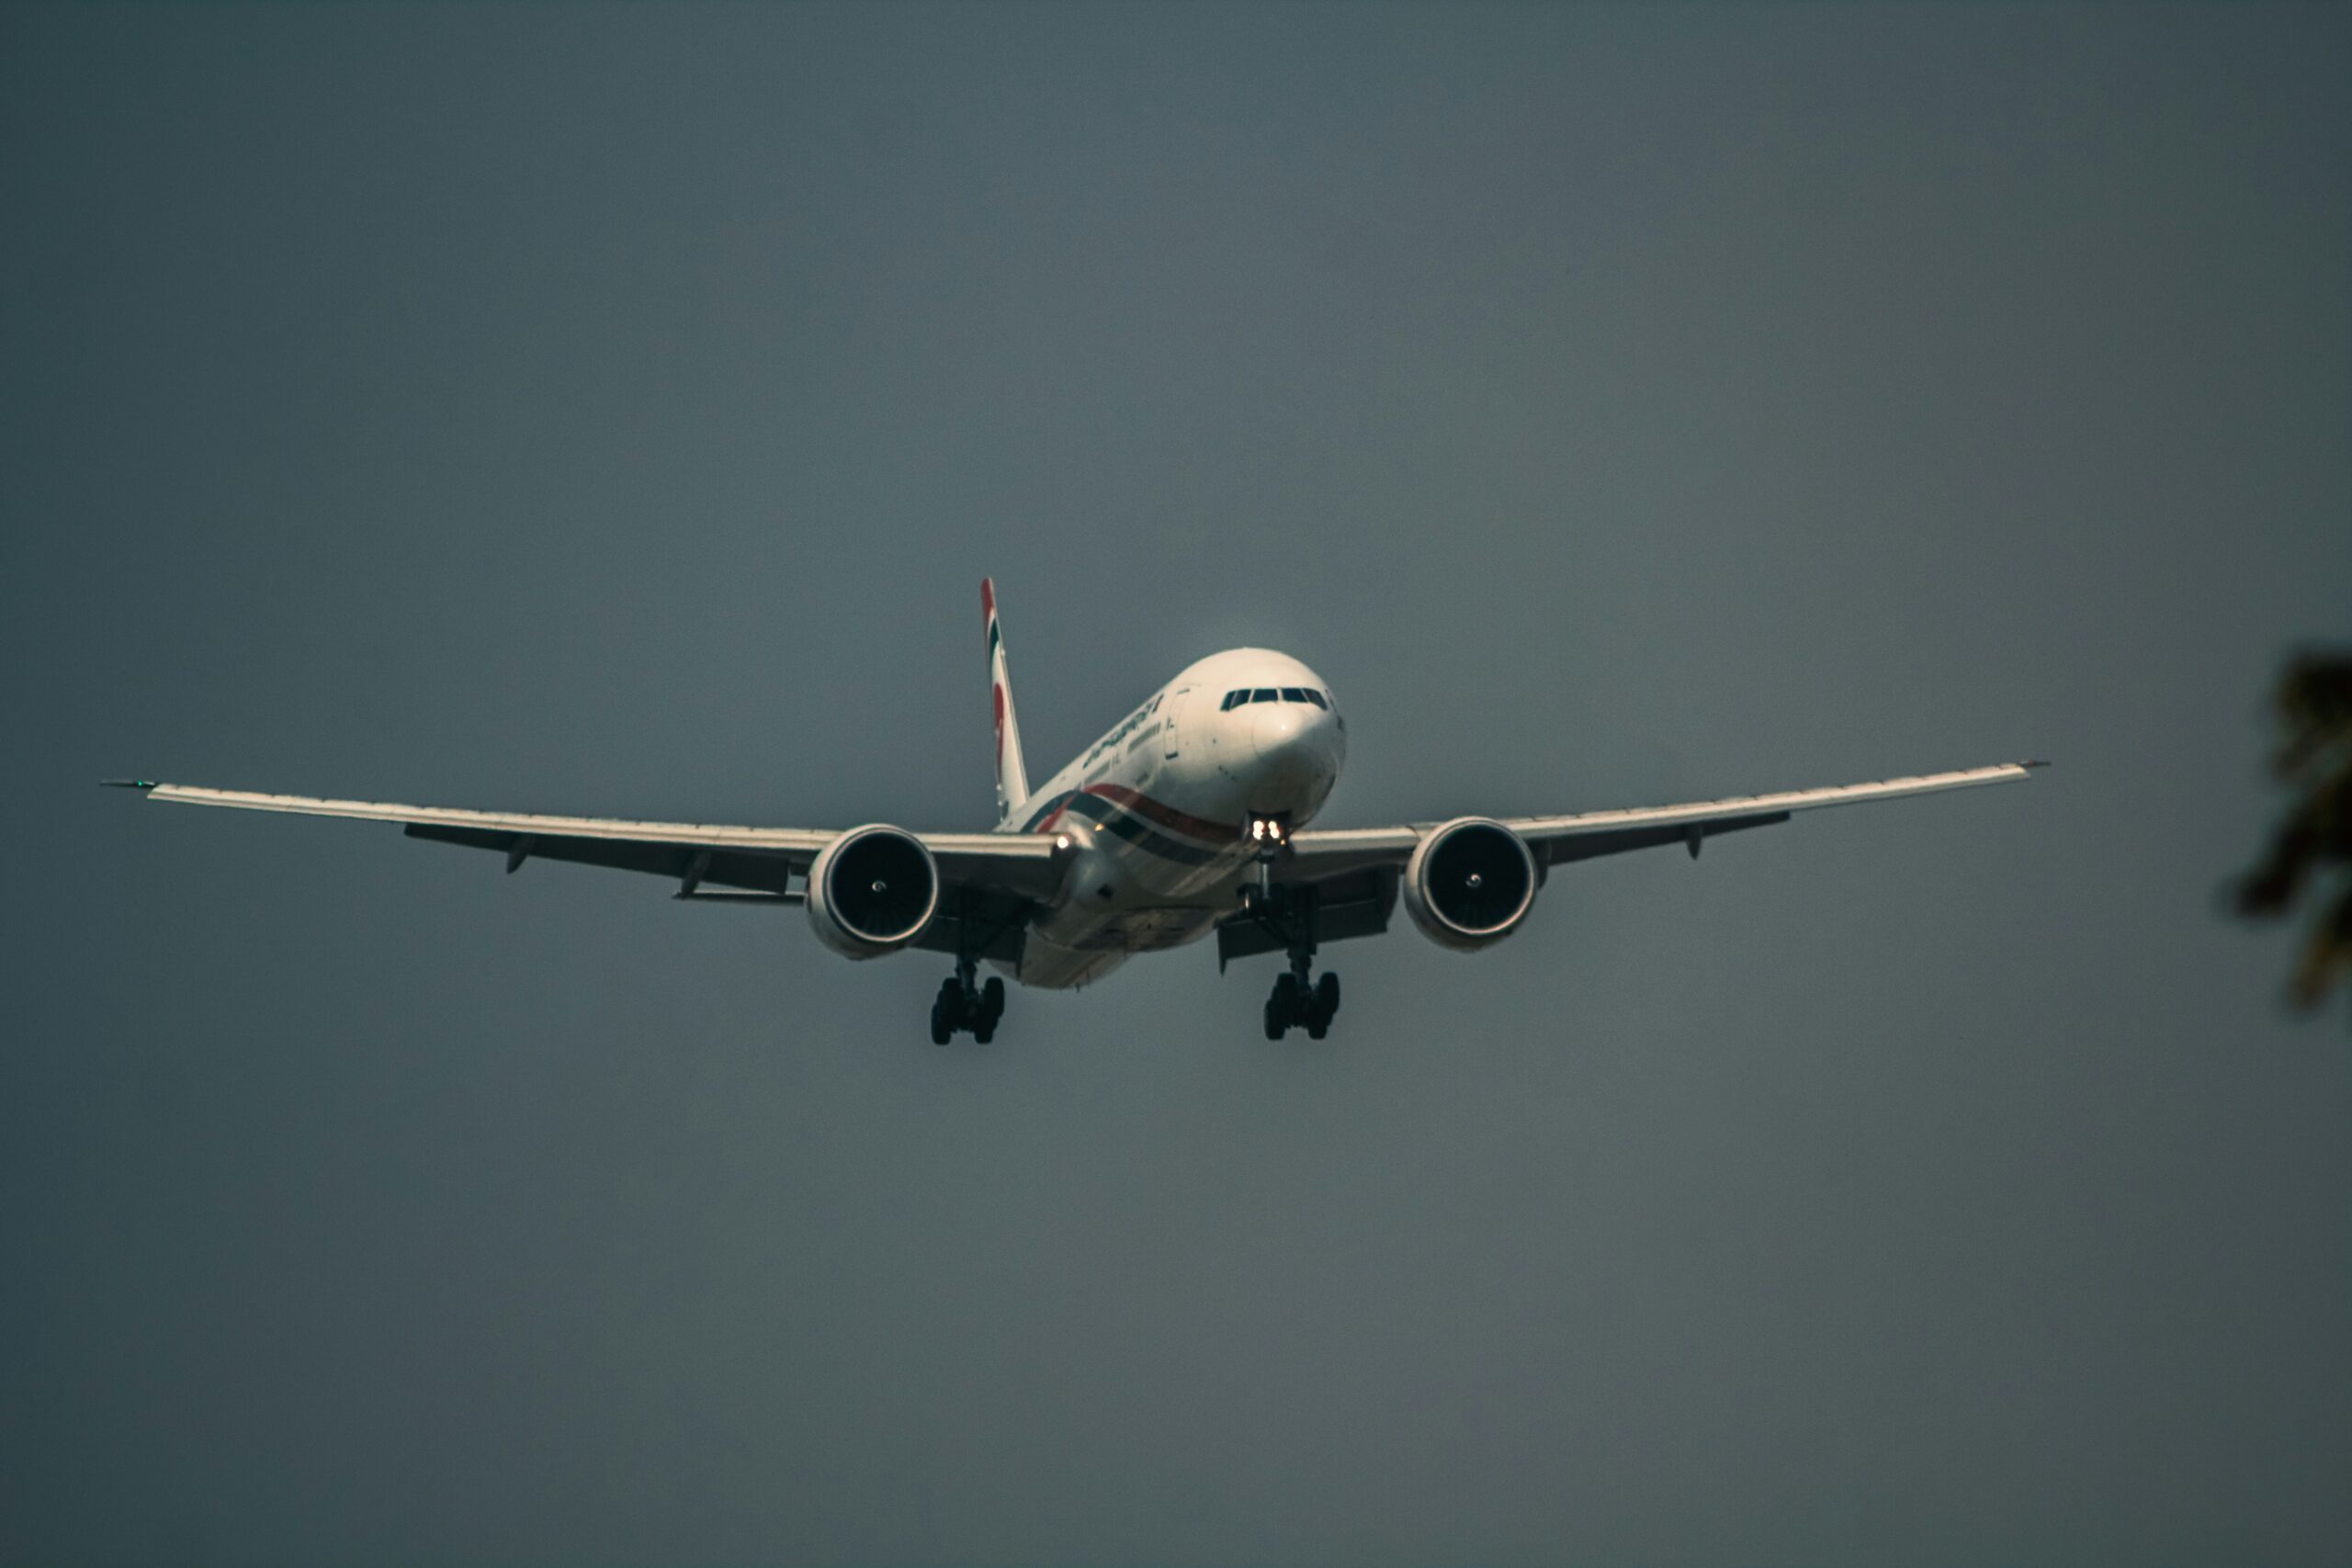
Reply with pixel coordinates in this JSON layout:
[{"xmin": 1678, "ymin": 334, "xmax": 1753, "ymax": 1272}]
[{"xmin": 4, "ymin": 4, "xmax": 2347, "ymax": 1563}]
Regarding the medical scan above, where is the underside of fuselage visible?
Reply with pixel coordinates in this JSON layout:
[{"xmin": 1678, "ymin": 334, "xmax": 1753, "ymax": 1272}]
[{"xmin": 1000, "ymin": 908, "xmax": 1223, "ymax": 990}]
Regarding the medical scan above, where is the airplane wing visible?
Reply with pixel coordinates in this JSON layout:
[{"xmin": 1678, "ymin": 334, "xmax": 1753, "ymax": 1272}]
[
  {"xmin": 1279, "ymin": 761, "xmax": 2047, "ymax": 882},
  {"xmin": 102, "ymin": 781, "xmax": 1066, "ymax": 908}
]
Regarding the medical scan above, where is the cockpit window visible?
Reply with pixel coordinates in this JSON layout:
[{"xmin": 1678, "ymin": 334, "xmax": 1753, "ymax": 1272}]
[{"xmin": 1225, "ymin": 686, "xmax": 1333, "ymax": 709}]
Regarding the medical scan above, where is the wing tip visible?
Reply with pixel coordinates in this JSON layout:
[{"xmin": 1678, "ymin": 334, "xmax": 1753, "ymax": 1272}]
[
  {"xmin": 2020, "ymin": 759, "xmax": 2052, "ymax": 772},
  {"xmin": 101, "ymin": 778, "xmax": 158, "ymax": 791}
]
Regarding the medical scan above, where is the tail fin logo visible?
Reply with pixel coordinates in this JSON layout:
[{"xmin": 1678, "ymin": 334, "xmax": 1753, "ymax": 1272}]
[
  {"xmin": 982, "ymin": 578, "xmax": 1030, "ymax": 818},
  {"xmin": 985, "ymin": 581, "xmax": 1006, "ymax": 762}
]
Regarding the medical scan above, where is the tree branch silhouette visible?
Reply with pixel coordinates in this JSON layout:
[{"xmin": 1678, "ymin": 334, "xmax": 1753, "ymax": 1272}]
[{"xmin": 2237, "ymin": 649, "xmax": 2352, "ymax": 1014}]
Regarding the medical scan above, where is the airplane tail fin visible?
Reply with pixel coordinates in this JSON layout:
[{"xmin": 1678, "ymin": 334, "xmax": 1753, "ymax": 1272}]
[{"xmin": 983, "ymin": 579, "xmax": 1032, "ymax": 821}]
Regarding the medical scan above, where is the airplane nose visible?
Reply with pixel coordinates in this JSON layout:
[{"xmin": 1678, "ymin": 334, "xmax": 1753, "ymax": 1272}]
[
  {"xmin": 1249, "ymin": 701, "xmax": 1342, "ymax": 786},
  {"xmin": 1250, "ymin": 703, "xmax": 1310, "ymax": 761}
]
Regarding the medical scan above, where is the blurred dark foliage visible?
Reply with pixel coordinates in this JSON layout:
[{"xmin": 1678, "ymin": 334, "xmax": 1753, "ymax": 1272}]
[{"xmin": 2236, "ymin": 649, "xmax": 2352, "ymax": 1015}]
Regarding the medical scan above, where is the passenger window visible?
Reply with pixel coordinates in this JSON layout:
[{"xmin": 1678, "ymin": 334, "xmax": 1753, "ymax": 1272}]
[{"xmin": 1252, "ymin": 688, "xmax": 1277, "ymax": 704}]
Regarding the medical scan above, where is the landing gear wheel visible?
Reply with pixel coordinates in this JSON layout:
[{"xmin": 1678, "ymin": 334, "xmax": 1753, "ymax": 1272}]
[
  {"xmin": 970, "ymin": 976, "xmax": 1005, "ymax": 1043},
  {"xmin": 1304, "ymin": 972, "xmax": 1340, "ymax": 1039},
  {"xmin": 932, "ymin": 976, "xmax": 968, "ymax": 1045},
  {"xmin": 1266, "ymin": 972, "xmax": 1302, "ymax": 1039},
  {"xmin": 932, "ymin": 969, "xmax": 1007, "ymax": 1044}
]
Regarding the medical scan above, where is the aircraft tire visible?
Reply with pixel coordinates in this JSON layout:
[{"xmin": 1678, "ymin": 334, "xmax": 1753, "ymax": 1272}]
[
  {"xmin": 980, "ymin": 976, "xmax": 1005, "ymax": 1024},
  {"xmin": 1267, "ymin": 973, "xmax": 1302, "ymax": 1040},
  {"xmin": 929, "ymin": 997, "xmax": 953, "ymax": 1046},
  {"xmin": 1315, "ymin": 972, "xmax": 1340, "ymax": 1021}
]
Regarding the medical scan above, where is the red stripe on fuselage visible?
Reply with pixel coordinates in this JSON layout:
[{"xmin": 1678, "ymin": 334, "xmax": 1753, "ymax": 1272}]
[
  {"xmin": 1031, "ymin": 783, "xmax": 1239, "ymax": 845},
  {"xmin": 1089, "ymin": 784, "xmax": 1240, "ymax": 843}
]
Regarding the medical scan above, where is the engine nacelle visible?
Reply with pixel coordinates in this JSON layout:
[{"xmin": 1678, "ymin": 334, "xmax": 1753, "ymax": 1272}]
[
  {"xmin": 1402, "ymin": 818, "xmax": 1541, "ymax": 951},
  {"xmin": 805, "ymin": 826, "xmax": 941, "ymax": 959}
]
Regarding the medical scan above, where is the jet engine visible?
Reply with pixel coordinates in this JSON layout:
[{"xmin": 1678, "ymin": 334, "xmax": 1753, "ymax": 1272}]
[
  {"xmin": 805, "ymin": 826, "xmax": 941, "ymax": 959},
  {"xmin": 1402, "ymin": 818, "xmax": 1540, "ymax": 951}
]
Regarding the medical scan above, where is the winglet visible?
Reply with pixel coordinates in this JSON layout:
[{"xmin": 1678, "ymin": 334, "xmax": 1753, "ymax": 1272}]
[
  {"xmin": 2021, "ymin": 759, "xmax": 2052, "ymax": 771},
  {"xmin": 101, "ymin": 779, "xmax": 158, "ymax": 791}
]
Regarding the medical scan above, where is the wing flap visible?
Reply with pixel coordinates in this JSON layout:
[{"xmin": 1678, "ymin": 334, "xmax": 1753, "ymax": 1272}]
[
  {"xmin": 403, "ymin": 824, "xmax": 801, "ymax": 895},
  {"xmin": 1541, "ymin": 810, "xmax": 1789, "ymax": 865}
]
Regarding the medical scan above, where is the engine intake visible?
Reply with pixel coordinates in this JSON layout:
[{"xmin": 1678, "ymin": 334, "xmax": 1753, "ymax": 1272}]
[
  {"xmin": 806, "ymin": 826, "xmax": 940, "ymax": 958},
  {"xmin": 1403, "ymin": 818, "xmax": 1540, "ymax": 950}
]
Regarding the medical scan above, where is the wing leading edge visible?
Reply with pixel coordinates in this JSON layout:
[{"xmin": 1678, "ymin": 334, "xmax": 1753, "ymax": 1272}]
[
  {"xmin": 104, "ymin": 781, "xmax": 1064, "ymax": 899},
  {"xmin": 1281, "ymin": 761, "xmax": 2047, "ymax": 881}
]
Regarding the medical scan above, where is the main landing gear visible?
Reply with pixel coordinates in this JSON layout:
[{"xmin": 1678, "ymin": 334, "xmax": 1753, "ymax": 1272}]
[{"xmin": 931, "ymin": 956, "xmax": 1004, "ymax": 1045}]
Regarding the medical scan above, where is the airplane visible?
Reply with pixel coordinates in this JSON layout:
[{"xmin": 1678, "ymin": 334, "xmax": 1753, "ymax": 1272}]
[{"xmin": 107, "ymin": 581, "xmax": 2043, "ymax": 1043}]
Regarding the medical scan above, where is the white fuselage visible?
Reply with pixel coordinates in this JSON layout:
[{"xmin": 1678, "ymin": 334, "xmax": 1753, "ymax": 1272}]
[{"xmin": 997, "ymin": 649, "xmax": 1346, "ymax": 988}]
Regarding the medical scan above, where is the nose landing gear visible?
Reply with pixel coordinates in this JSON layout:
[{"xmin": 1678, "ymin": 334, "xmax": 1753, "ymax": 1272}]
[
  {"xmin": 1241, "ymin": 876, "xmax": 1340, "ymax": 1041},
  {"xmin": 1233, "ymin": 824, "xmax": 1343, "ymax": 1041},
  {"xmin": 931, "ymin": 956, "xmax": 1004, "ymax": 1045}
]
